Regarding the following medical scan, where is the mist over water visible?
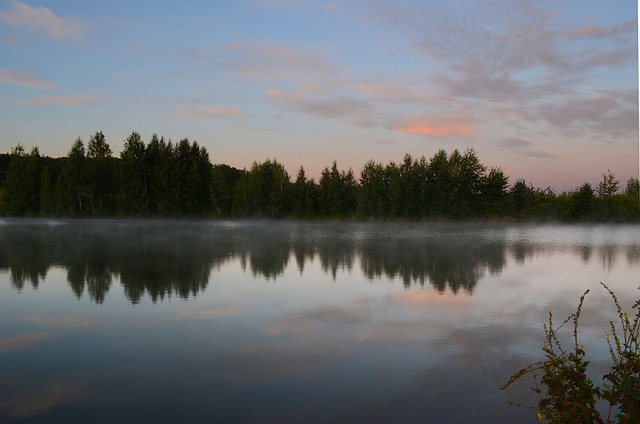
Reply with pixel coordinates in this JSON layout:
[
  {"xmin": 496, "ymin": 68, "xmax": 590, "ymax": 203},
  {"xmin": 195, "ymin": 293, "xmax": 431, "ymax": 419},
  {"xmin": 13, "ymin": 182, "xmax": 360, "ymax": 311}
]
[{"xmin": 0, "ymin": 219, "xmax": 638, "ymax": 423}]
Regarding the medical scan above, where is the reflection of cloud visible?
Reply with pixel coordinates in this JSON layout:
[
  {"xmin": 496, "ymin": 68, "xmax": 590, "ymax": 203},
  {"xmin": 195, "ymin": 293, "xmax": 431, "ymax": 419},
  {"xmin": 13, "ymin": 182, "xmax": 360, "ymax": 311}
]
[
  {"xmin": 0, "ymin": 1, "xmax": 80, "ymax": 38},
  {"xmin": 0, "ymin": 69, "xmax": 52, "ymax": 90},
  {"xmin": 226, "ymin": 351, "xmax": 334, "ymax": 382},
  {"xmin": 0, "ymin": 332, "xmax": 54, "ymax": 353},
  {"xmin": 25, "ymin": 316, "xmax": 90, "ymax": 327},
  {"xmin": 390, "ymin": 290, "xmax": 471, "ymax": 310},
  {"xmin": 0, "ymin": 383, "xmax": 84, "ymax": 418},
  {"xmin": 178, "ymin": 304, "xmax": 241, "ymax": 320},
  {"xmin": 266, "ymin": 306, "xmax": 366, "ymax": 336},
  {"xmin": 354, "ymin": 321, "xmax": 432, "ymax": 344}
]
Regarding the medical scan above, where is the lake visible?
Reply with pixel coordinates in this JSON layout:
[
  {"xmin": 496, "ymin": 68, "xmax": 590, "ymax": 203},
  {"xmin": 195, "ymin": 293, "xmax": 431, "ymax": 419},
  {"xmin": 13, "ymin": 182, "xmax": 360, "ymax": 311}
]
[{"xmin": 0, "ymin": 219, "xmax": 638, "ymax": 423}]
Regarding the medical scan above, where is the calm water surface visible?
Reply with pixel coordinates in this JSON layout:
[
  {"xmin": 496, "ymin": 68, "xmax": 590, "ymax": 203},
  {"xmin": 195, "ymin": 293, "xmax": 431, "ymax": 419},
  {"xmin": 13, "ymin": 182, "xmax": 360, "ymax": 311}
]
[{"xmin": 0, "ymin": 219, "xmax": 638, "ymax": 423}]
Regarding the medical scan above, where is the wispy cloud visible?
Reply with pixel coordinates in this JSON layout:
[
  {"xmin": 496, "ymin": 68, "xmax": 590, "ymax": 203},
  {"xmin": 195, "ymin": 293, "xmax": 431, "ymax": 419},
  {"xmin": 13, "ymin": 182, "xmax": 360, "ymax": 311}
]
[
  {"xmin": 536, "ymin": 92, "xmax": 639, "ymax": 139},
  {"xmin": 184, "ymin": 42, "xmax": 337, "ymax": 82},
  {"xmin": 266, "ymin": 87, "xmax": 374, "ymax": 120},
  {"xmin": 375, "ymin": 0, "xmax": 564, "ymax": 74},
  {"xmin": 495, "ymin": 137, "xmax": 562, "ymax": 160},
  {"xmin": 0, "ymin": 69, "xmax": 52, "ymax": 90},
  {"xmin": 373, "ymin": 0, "xmax": 637, "ymax": 145},
  {"xmin": 0, "ymin": 1, "xmax": 80, "ymax": 38},
  {"xmin": 178, "ymin": 105, "xmax": 244, "ymax": 118},
  {"xmin": 569, "ymin": 19, "xmax": 637, "ymax": 40},
  {"xmin": 356, "ymin": 79, "xmax": 433, "ymax": 104},
  {"xmin": 23, "ymin": 95, "xmax": 92, "ymax": 106}
]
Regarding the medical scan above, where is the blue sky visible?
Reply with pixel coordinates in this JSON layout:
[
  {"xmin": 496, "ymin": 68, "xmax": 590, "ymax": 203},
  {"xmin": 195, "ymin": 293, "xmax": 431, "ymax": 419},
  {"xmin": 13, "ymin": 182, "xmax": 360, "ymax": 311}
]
[{"xmin": 0, "ymin": 0, "xmax": 637, "ymax": 191}]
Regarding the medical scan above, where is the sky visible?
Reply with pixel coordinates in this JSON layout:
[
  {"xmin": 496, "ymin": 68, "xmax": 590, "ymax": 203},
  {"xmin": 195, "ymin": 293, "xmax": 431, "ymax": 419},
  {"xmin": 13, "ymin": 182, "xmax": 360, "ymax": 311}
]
[{"xmin": 0, "ymin": 0, "xmax": 637, "ymax": 192}]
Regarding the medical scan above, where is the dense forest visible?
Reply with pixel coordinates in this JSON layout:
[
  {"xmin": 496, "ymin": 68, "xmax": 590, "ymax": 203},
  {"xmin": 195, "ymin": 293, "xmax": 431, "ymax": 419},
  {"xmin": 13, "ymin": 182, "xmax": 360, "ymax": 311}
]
[{"xmin": 0, "ymin": 131, "xmax": 638, "ymax": 221}]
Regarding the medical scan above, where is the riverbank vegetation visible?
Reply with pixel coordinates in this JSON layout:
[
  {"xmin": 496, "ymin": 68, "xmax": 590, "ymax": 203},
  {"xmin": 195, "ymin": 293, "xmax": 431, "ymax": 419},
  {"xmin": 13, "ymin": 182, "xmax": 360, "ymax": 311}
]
[
  {"xmin": 502, "ymin": 283, "xmax": 639, "ymax": 423},
  {"xmin": 0, "ymin": 132, "xmax": 638, "ymax": 221}
]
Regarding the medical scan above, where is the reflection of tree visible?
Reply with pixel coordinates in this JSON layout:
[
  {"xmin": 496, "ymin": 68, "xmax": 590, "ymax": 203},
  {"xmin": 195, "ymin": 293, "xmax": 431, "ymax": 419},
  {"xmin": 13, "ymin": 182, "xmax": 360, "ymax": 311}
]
[
  {"xmin": 106, "ymin": 226, "xmax": 215, "ymax": 304},
  {"xmin": 1, "ymin": 221, "xmax": 638, "ymax": 303},
  {"xmin": 0, "ymin": 221, "xmax": 223, "ymax": 304},
  {"xmin": 358, "ymin": 237, "xmax": 507, "ymax": 294},
  {"xmin": 292, "ymin": 233, "xmax": 316, "ymax": 274},
  {"xmin": 316, "ymin": 239, "xmax": 356, "ymax": 281},
  {"xmin": 599, "ymin": 244, "xmax": 617, "ymax": 271},
  {"xmin": 0, "ymin": 225, "xmax": 50, "ymax": 290},
  {"xmin": 577, "ymin": 244, "xmax": 593, "ymax": 263},
  {"xmin": 628, "ymin": 245, "xmax": 640, "ymax": 266},
  {"xmin": 247, "ymin": 238, "xmax": 290, "ymax": 280}
]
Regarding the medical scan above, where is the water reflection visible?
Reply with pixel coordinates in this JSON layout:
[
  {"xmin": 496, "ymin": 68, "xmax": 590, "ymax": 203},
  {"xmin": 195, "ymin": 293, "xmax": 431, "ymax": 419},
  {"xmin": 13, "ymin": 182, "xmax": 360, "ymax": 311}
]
[{"xmin": 0, "ymin": 220, "xmax": 638, "ymax": 304}]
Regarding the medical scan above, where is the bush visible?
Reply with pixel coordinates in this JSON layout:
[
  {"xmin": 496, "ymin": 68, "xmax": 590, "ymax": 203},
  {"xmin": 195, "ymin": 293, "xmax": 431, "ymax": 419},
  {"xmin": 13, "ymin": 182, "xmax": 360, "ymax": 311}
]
[{"xmin": 502, "ymin": 283, "xmax": 639, "ymax": 423}]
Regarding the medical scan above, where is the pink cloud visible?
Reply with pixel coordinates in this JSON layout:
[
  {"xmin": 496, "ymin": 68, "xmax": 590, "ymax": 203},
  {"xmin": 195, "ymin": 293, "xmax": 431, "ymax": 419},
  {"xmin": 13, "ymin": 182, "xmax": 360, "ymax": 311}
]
[
  {"xmin": 393, "ymin": 116, "xmax": 475, "ymax": 139},
  {"xmin": 0, "ymin": 69, "xmax": 52, "ymax": 90},
  {"xmin": 0, "ymin": 1, "xmax": 79, "ymax": 38}
]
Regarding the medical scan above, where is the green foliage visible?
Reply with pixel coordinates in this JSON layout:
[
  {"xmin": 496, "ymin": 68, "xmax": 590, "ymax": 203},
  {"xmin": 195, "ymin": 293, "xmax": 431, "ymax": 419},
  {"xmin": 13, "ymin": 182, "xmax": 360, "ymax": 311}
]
[
  {"xmin": 244, "ymin": 159, "xmax": 291, "ymax": 218},
  {"xmin": 4, "ymin": 146, "xmax": 24, "ymax": 213},
  {"xmin": 598, "ymin": 170, "xmax": 620, "ymax": 198},
  {"xmin": 116, "ymin": 131, "xmax": 148, "ymax": 215},
  {"xmin": 358, "ymin": 160, "xmax": 388, "ymax": 218},
  {"xmin": 211, "ymin": 164, "xmax": 244, "ymax": 218},
  {"xmin": 87, "ymin": 131, "xmax": 112, "ymax": 159},
  {"xmin": 291, "ymin": 166, "xmax": 318, "ymax": 219},
  {"xmin": 319, "ymin": 161, "xmax": 357, "ymax": 218},
  {"xmin": 39, "ymin": 167, "xmax": 54, "ymax": 216},
  {"xmin": 398, "ymin": 154, "xmax": 429, "ymax": 218},
  {"xmin": 481, "ymin": 167, "xmax": 509, "ymax": 217},
  {"xmin": 601, "ymin": 285, "xmax": 640, "ymax": 423},
  {"xmin": 0, "ymin": 136, "xmax": 637, "ymax": 221},
  {"xmin": 502, "ymin": 284, "xmax": 640, "ymax": 423},
  {"xmin": 86, "ymin": 131, "xmax": 115, "ymax": 215},
  {"xmin": 2, "ymin": 146, "xmax": 43, "ymax": 215}
]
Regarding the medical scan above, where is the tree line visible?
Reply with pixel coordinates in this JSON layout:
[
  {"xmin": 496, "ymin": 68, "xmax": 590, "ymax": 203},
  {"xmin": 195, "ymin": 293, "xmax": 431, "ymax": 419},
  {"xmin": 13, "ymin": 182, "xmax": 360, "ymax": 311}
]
[{"xmin": 0, "ymin": 131, "xmax": 638, "ymax": 221}]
